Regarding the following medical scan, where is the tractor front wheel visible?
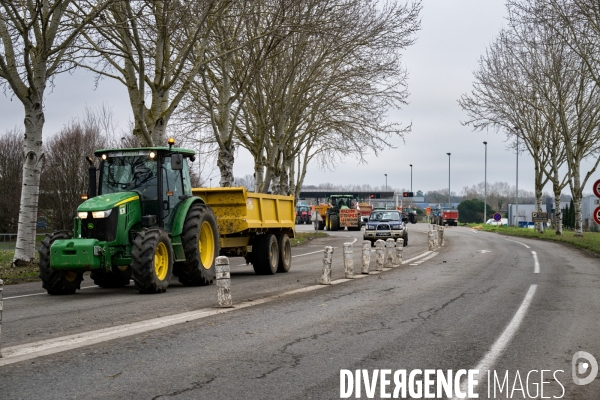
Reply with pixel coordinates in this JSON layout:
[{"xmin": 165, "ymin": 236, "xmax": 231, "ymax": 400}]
[
  {"xmin": 131, "ymin": 228, "xmax": 173, "ymax": 294},
  {"xmin": 39, "ymin": 231, "xmax": 84, "ymax": 295},
  {"xmin": 174, "ymin": 203, "xmax": 219, "ymax": 286},
  {"xmin": 329, "ymin": 214, "xmax": 340, "ymax": 231}
]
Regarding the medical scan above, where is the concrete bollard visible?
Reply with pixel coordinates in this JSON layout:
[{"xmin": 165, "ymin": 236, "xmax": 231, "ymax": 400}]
[
  {"xmin": 428, "ymin": 230, "xmax": 435, "ymax": 251},
  {"xmin": 1, "ymin": 278, "xmax": 4, "ymax": 358},
  {"xmin": 361, "ymin": 240, "xmax": 371, "ymax": 274},
  {"xmin": 385, "ymin": 239, "xmax": 395, "ymax": 268},
  {"xmin": 439, "ymin": 226, "xmax": 445, "ymax": 246},
  {"xmin": 375, "ymin": 240, "xmax": 385, "ymax": 271},
  {"xmin": 343, "ymin": 243, "xmax": 354, "ymax": 279},
  {"xmin": 321, "ymin": 246, "xmax": 334, "ymax": 284},
  {"xmin": 215, "ymin": 256, "xmax": 233, "ymax": 308},
  {"xmin": 395, "ymin": 238, "xmax": 404, "ymax": 266}
]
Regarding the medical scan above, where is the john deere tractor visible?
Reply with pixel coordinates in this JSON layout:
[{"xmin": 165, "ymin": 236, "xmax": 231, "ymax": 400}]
[{"xmin": 39, "ymin": 140, "xmax": 219, "ymax": 294}]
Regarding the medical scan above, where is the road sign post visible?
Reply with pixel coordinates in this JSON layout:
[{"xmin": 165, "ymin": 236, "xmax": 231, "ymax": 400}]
[{"xmin": 493, "ymin": 212, "xmax": 501, "ymax": 226}]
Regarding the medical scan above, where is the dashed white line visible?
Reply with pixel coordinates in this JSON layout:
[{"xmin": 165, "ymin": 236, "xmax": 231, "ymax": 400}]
[
  {"xmin": 505, "ymin": 238, "xmax": 531, "ymax": 249},
  {"xmin": 532, "ymin": 251, "xmax": 540, "ymax": 273},
  {"xmin": 453, "ymin": 284, "xmax": 538, "ymax": 400}
]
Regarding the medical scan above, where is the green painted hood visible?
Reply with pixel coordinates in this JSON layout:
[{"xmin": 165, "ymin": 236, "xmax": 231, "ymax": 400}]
[{"xmin": 77, "ymin": 192, "xmax": 140, "ymax": 212}]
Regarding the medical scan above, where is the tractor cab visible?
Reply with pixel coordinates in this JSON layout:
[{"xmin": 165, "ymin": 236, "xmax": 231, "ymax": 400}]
[{"xmin": 92, "ymin": 146, "xmax": 196, "ymax": 229}]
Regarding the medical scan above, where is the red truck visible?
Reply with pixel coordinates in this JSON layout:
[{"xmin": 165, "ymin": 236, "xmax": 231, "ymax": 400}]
[{"xmin": 441, "ymin": 209, "xmax": 459, "ymax": 226}]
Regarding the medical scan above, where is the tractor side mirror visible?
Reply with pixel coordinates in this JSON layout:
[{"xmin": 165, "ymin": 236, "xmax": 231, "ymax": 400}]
[{"xmin": 171, "ymin": 154, "xmax": 183, "ymax": 170}]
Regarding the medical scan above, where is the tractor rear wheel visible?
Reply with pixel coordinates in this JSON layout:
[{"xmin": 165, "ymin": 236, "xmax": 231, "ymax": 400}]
[
  {"xmin": 91, "ymin": 266, "xmax": 131, "ymax": 288},
  {"xmin": 330, "ymin": 214, "xmax": 340, "ymax": 231},
  {"xmin": 131, "ymin": 228, "xmax": 173, "ymax": 294},
  {"xmin": 252, "ymin": 234, "xmax": 279, "ymax": 275},
  {"xmin": 174, "ymin": 203, "xmax": 219, "ymax": 286},
  {"xmin": 276, "ymin": 234, "xmax": 291, "ymax": 273},
  {"xmin": 39, "ymin": 231, "xmax": 84, "ymax": 295}
]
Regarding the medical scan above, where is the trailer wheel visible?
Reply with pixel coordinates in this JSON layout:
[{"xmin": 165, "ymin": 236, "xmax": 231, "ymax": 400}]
[
  {"xmin": 91, "ymin": 266, "xmax": 131, "ymax": 288},
  {"xmin": 276, "ymin": 234, "xmax": 292, "ymax": 273},
  {"xmin": 38, "ymin": 231, "xmax": 84, "ymax": 295},
  {"xmin": 174, "ymin": 203, "xmax": 219, "ymax": 286},
  {"xmin": 253, "ymin": 234, "xmax": 279, "ymax": 275},
  {"xmin": 131, "ymin": 228, "xmax": 173, "ymax": 293},
  {"xmin": 329, "ymin": 214, "xmax": 340, "ymax": 231}
]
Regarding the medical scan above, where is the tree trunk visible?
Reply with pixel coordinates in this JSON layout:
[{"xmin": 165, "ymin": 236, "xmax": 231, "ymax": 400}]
[
  {"xmin": 553, "ymin": 189, "xmax": 562, "ymax": 236},
  {"xmin": 571, "ymin": 163, "xmax": 584, "ymax": 237},
  {"xmin": 13, "ymin": 102, "xmax": 46, "ymax": 266},
  {"xmin": 217, "ymin": 144, "xmax": 235, "ymax": 187}
]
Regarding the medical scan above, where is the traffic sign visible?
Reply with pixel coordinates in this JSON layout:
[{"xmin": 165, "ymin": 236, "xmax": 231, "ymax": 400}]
[
  {"xmin": 594, "ymin": 179, "xmax": 600, "ymax": 198},
  {"xmin": 493, "ymin": 212, "xmax": 502, "ymax": 222},
  {"xmin": 426, "ymin": 207, "xmax": 431, "ymax": 216},
  {"xmin": 532, "ymin": 212, "xmax": 549, "ymax": 222},
  {"xmin": 595, "ymin": 198, "xmax": 600, "ymax": 205},
  {"xmin": 594, "ymin": 206, "xmax": 600, "ymax": 225}
]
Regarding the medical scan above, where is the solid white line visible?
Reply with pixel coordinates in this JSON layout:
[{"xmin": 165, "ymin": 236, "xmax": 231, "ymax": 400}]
[
  {"xmin": 452, "ymin": 284, "xmax": 538, "ymax": 400},
  {"xmin": 401, "ymin": 251, "xmax": 433, "ymax": 265},
  {"xmin": 505, "ymin": 238, "xmax": 531, "ymax": 249},
  {"xmin": 532, "ymin": 251, "xmax": 540, "ymax": 274},
  {"xmin": 4, "ymin": 285, "xmax": 98, "ymax": 300},
  {"xmin": 0, "ymin": 283, "xmax": 331, "ymax": 366}
]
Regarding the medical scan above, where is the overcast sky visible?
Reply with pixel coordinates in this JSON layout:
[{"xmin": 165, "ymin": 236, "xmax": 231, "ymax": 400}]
[{"xmin": 1, "ymin": 0, "xmax": 598, "ymax": 196}]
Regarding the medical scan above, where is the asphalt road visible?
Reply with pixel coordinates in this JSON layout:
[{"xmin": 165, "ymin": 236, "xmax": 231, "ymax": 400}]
[{"xmin": 1, "ymin": 224, "xmax": 599, "ymax": 399}]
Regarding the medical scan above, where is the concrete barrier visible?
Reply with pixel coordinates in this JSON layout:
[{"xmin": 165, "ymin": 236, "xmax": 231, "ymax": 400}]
[
  {"xmin": 343, "ymin": 243, "xmax": 354, "ymax": 279},
  {"xmin": 321, "ymin": 246, "xmax": 334, "ymax": 284},
  {"xmin": 361, "ymin": 240, "xmax": 371, "ymax": 274},
  {"xmin": 375, "ymin": 240, "xmax": 385, "ymax": 271},
  {"xmin": 215, "ymin": 256, "xmax": 233, "ymax": 308},
  {"xmin": 395, "ymin": 238, "xmax": 404, "ymax": 266},
  {"xmin": 385, "ymin": 238, "xmax": 395, "ymax": 268}
]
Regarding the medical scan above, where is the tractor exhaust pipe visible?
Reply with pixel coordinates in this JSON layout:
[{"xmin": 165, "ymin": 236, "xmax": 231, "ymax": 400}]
[{"xmin": 86, "ymin": 157, "xmax": 97, "ymax": 199}]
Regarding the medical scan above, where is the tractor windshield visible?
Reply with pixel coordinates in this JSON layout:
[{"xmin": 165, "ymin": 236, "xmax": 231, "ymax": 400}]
[{"xmin": 100, "ymin": 156, "xmax": 158, "ymax": 200}]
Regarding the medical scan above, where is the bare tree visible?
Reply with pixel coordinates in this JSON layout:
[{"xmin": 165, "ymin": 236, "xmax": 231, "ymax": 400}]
[
  {"xmin": 0, "ymin": 0, "xmax": 119, "ymax": 265},
  {"xmin": 40, "ymin": 109, "xmax": 112, "ymax": 230},
  {"xmin": 77, "ymin": 0, "xmax": 231, "ymax": 146},
  {"xmin": 0, "ymin": 128, "xmax": 24, "ymax": 232},
  {"xmin": 238, "ymin": 0, "xmax": 421, "ymax": 198}
]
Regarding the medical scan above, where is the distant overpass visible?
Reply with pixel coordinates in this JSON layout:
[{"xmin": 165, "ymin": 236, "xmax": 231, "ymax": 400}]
[{"xmin": 298, "ymin": 191, "xmax": 396, "ymax": 201}]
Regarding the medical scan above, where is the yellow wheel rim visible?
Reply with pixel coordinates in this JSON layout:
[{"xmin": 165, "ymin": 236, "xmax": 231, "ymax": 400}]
[
  {"xmin": 199, "ymin": 221, "xmax": 215, "ymax": 269},
  {"xmin": 64, "ymin": 271, "xmax": 77, "ymax": 282},
  {"xmin": 154, "ymin": 242, "xmax": 169, "ymax": 281}
]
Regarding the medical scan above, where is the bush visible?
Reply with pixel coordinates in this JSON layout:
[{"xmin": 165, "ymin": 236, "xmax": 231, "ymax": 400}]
[{"xmin": 458, "ymin": 199, "xmax": 495, "ymax": 223}]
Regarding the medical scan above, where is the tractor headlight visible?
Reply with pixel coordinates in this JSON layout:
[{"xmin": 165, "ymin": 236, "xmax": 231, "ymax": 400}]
[
  {"xmin": 92, "ymin": 209, "xmax": 113, "ymax": 219},
  {"xmin": 78, "ymin": 212, "xmax": 89, "ymax": 219}
]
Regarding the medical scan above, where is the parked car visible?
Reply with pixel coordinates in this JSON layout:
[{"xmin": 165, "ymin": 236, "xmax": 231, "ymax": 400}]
[
  {"xmin": 485, "ymin": 218, "xmax": 508, "ymax": 226},
  {"xmin": 363, "ymin": 210, "xmax": 408, "ymax": 246}
]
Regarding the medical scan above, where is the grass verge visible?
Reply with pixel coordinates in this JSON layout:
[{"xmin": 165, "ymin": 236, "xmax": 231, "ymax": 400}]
[
  {"xmin": 290, "ymin": 231, "xmax": 329, "ymax": 247},
  {"xmin": 468, "ymin": 224, "xmax": 600, "ymax": 256},
  {"xmin": 0, "ymin": 250, "xmax": 40, "ymax": 285}
]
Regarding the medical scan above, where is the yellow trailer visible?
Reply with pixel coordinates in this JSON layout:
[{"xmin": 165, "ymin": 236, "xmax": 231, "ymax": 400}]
[{"xmin": 192, "ymin": 187, "xmax": 295, "ymax": 274}]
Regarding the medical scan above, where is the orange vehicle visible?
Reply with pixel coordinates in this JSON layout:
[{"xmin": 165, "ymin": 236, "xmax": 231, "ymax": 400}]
[
  {"xmin": 311, "ymin": 204, "xmax": 328, "ymax": 230},
  {"xmin": 359, "ymin": 202, "xmax": 373, "ymax": 223}
]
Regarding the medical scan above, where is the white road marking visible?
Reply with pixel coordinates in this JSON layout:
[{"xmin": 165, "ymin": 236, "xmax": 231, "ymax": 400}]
[
  {"xmin": 505, "ymin": 238, "xmax": 531, "ymax": 249},
  {"xmin": 532, "ymin": 251, "xmax": 540, "ymax": 273},
  {"xmin": 4, "ymin": 285, "xmax": 98, "ymax": 300},
  {"xmin": 478, "ymin": 250, "xmax": 491, "ymax": 254},
  {"xmin": 452, "ymin": 284, "xmax": 538, "ymax": 400},
  {"xmin": 401, "ymin": 251, "xmax": 434, "ymax": 264}
]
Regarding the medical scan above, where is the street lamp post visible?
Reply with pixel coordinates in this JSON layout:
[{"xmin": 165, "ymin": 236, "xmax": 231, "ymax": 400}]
[
  {"xmin": 515, "ymin": 133, "xmax": 519, "ymax": 228},
  {"xmin": 446, "ymin": 153, "xmax": 451, "ymax": 205},
  {"xmin": 410, "ymin": 164, "xmax": 413, "ymax": 193},
  {"xmin": 483, "ymin": 142, "xmax": 487, "ymax": 223},
  {"xmin": 385, "ymin": 173, "xmax": 387, "ymax": 192}
]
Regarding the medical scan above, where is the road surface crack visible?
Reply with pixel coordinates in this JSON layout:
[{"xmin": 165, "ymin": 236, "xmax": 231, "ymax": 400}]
[{"xmin": 151, "ymin": 375, "xmax": 216, "ymax": 399}]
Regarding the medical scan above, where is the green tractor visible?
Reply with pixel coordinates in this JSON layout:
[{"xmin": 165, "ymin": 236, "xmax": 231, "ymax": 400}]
[
  {"xmin": 325, "ymin": 195, "xmax": 362, "ymax": 231},
  {"xmin": 39, "ymin": 141, "xmax": 219, "ymax": 294}
]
